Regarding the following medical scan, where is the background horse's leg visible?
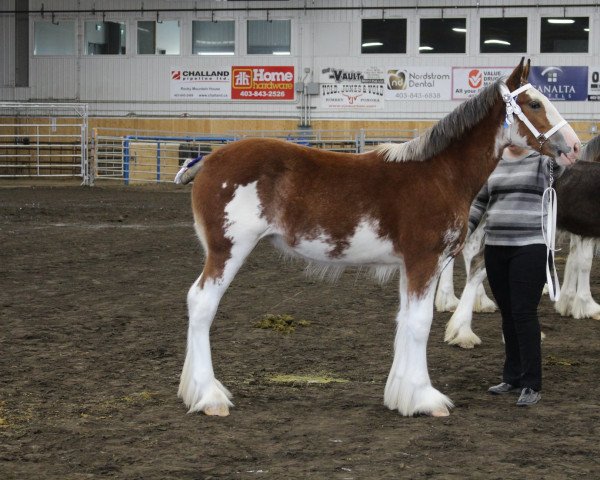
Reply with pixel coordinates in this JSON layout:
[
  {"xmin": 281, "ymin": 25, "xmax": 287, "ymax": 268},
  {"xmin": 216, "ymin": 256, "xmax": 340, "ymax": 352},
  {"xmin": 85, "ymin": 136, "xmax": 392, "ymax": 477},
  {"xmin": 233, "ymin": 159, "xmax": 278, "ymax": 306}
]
[
  {"xmin": 556, "ymin": 235, "xmax": 580, "ymax": 317},
  {"xmin": 385, "ymin": 263, "xmax": 453, "ymax": 417},
  {"xmin": 474, "ymin": 283, "xmax": 497, "ymax": 313},
  {"xmin": 435, "ymin": 258, "xmax": 459, "ymax": 312},
  {"xmin": 179, "ymin": 237, "xmax": 259, "ymax": 416},
  {"xmin": 445, "ymin": 251, "xmax": 486, "ymax": 349},
  {"xmin": 463, "ymin": 222, "xmax": 496, "ymax": 313},
  {"xmin": 571, "ymin": 238, "xmax": 600, "ymax": 320}
]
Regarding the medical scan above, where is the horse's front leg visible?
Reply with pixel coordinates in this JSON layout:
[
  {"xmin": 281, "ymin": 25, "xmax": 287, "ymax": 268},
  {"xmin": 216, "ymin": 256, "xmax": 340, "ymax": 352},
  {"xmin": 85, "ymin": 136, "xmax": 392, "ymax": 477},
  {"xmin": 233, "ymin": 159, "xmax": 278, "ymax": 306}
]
[
  {"xmin": 445, "ymin": 250, "xmax": 486, "ymax": 348},
  {"xmin": 385, "ymin": 262, "xmax": 453, "ymax": 417}
]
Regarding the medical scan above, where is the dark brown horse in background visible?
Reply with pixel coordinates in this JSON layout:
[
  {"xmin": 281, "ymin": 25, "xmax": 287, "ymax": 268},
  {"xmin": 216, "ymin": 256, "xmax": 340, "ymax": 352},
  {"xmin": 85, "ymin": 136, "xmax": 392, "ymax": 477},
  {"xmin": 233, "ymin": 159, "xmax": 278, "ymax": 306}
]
[
  {"xmin": 444, "ymin": 135, "xmax": 600, "ymax": 348},
  {"xmin": 176, "ymin": 59, "xmax": 580, "ymax": 417}
]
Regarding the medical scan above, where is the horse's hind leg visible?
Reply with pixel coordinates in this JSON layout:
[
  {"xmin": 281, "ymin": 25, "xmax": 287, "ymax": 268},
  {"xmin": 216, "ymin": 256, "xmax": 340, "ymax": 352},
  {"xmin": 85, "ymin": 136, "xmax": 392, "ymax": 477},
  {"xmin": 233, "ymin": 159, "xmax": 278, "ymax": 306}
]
[
  {"xmin": 435, "ymin": 258, "xmax": 459, "ymax": 312},
  {"xmin": 555, "ymin": 235, "xmax": 579, "ymax": 317},
  {"xmin": 178, "ymin": 233, "xmax": 260, "ymax": 416},
  {"xmin": 571, "ymin": 238, "xmax": 600, "ymax": 320}
]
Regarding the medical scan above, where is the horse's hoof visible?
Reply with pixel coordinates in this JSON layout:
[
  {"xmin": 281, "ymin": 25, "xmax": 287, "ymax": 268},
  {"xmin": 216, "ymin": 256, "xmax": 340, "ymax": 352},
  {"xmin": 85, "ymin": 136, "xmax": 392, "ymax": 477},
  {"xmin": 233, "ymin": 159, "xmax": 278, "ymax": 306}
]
[
  {"xmin": 430, "ymin": 408, "xmax": 450, "ymax": 417},
  {"xmin": 204, "ymin": 405, "xmax": 230, "ymax": 417}
]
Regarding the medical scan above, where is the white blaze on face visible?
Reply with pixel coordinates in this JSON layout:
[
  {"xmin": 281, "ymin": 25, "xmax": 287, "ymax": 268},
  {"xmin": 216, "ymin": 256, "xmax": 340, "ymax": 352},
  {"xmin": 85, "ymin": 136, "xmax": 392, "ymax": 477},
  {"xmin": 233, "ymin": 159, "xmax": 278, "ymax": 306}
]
[{"xmin": 526, "ymin": 87, "xmax": 580, "ymax": 161}]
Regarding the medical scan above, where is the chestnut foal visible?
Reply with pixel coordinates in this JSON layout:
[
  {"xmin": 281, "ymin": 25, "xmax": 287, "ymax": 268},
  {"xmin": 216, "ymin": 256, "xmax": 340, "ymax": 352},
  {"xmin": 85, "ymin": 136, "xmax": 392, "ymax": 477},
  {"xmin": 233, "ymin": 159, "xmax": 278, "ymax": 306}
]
[{"xmin": 177, "ymin": 59, "xmax": 580, "ymax": 417}]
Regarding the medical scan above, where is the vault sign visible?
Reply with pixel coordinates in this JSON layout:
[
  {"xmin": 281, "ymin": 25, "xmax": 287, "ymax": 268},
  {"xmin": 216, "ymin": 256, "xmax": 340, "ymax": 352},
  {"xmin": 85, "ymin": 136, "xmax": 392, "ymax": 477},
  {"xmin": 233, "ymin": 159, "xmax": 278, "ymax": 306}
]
[
  {"xmin": 231, "ymin": 66, "xmax": 295, "ymax": 100},
  {"xmin": 319, "ymin": 66, "xmax": 385, "ymax": 109}
]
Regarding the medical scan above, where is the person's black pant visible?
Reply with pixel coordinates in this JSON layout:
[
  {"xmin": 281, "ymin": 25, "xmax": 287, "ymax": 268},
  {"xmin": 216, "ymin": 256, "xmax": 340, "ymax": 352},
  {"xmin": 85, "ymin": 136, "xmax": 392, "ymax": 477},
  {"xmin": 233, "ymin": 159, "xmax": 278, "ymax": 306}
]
[{"xmin": 484, "ymin": 244, "xmax": 547, "ymax": 391}]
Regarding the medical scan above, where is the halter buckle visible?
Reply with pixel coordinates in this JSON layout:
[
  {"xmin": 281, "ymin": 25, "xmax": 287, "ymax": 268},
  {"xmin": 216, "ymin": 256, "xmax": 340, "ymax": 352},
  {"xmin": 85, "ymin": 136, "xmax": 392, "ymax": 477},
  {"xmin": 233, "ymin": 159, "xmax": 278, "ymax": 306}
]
[{"xmin": 537, "ymin": 133, "xmax": 547, "ymax": 143}]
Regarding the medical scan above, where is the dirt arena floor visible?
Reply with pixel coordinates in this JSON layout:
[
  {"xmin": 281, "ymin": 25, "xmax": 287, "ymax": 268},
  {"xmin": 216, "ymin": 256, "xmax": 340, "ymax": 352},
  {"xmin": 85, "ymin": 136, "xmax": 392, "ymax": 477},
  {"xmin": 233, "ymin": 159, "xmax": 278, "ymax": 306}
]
[{"xmin": 1, "ymin": 185, "xmax": 599, "ymax": 479}]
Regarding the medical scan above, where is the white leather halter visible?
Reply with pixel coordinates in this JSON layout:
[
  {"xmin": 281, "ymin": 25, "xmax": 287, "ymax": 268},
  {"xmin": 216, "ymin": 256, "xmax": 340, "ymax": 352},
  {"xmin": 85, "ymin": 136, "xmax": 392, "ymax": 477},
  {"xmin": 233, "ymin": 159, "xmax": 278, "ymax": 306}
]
[
  {"xmin": 499, "ymin": 82, "xmax": 568, "ymax": 148},
  {"xmin": 499, "ymin": 81, "xmax": 564, "ymax": 301}
]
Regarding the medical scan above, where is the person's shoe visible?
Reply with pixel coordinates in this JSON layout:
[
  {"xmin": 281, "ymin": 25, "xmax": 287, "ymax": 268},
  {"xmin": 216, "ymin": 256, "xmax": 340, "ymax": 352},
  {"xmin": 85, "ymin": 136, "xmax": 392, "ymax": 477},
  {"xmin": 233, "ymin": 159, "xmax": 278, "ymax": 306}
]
[
  {"xmin": 516, "ymin": 388, "xmax": 541, "ymax": 406},
  {"xmin": 488, "ymin": 382, "xmax": 520, "ymax": 395}
]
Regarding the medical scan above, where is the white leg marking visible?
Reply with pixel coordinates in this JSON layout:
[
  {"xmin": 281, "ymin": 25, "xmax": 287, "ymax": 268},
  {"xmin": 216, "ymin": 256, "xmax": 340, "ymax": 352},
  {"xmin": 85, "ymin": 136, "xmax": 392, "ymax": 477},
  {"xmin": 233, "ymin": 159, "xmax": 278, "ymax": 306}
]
[
  {"xmin": 435, "ymin": 258, "xmax": 459, "ymax": 312},
  {"xmin": 473, "ymin": 282, "xmax": 497, "ymax": 313},
  {"xmin": 385, "ymin": 273, "xmax": 453, "ymax": 417},
  {"xmin": 571, "ymin": 238, "xmax": 600, "ymax": 320},
  {"xmin": 556, "ymin": 235, "xmax": 579, "ymax": 317},
  {"xmin": 179, "ymin": 182, "xmax": 269, "ymax": 416},
  {"xmin": 179, "ymin": 277, "xmax": 234, "ymax": 416},
  {"xmin": 445, "ymin": 267, "xmax": 486, "ymax": 349}
]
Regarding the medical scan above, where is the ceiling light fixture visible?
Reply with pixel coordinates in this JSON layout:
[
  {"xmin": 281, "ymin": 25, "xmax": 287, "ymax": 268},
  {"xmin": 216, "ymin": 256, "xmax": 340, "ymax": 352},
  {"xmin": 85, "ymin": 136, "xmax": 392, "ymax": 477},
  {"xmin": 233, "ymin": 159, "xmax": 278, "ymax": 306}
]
[
  {"xmin": 484, "ymin": 39, "xmax": 511, "ymax": 45},
  {"xmin": 547, "ymin": 18, "xmax": 575, "ymax": 24}
]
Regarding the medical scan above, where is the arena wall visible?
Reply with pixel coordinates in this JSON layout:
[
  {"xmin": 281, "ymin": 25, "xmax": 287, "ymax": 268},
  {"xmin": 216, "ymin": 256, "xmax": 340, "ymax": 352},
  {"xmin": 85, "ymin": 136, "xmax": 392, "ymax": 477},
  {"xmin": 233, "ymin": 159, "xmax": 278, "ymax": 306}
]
[{"xmin": 1, "ymin": 0, "xmax": 599, "ymax": 125}]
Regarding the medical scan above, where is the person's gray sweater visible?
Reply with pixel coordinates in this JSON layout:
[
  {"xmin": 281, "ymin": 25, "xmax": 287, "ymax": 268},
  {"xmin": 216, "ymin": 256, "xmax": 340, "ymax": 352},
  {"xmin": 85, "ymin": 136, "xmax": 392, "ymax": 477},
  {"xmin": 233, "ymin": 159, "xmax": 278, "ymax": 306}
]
[{"xmin": 468, "ymin": 152, "xmax": 562, "ymax": 247}]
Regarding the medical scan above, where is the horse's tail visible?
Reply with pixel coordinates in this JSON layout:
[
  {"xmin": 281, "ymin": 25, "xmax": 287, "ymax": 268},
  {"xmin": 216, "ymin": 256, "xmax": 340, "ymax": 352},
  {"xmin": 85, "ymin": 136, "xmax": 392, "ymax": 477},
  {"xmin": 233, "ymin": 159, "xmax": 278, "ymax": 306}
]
[{"xmin": 174, "ymin": 155, "xmax": 204, "ymax": 185}]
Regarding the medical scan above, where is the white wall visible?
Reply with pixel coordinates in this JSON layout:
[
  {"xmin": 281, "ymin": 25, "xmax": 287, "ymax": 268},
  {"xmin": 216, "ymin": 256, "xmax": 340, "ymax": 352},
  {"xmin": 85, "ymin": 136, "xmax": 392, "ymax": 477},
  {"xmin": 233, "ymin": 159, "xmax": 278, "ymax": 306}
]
[{"xmin": 0, "ymin": 0, "xmax": 599, "ymax": 120}]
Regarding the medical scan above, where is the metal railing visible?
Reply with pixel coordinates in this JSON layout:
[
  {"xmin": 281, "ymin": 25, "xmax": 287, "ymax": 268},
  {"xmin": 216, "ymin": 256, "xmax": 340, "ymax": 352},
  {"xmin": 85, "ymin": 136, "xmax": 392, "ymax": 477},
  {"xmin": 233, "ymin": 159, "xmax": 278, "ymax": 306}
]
[
  {"xmin": 2, "ymin": 105, "xmax": 595, "ymax": 187},
  {"xmin": 0, "ymin": 103, "xmax": 90, "ymax": 184},
  {"xmin": 91, "ymin": 127, "xmax": 420, "ymax": 185}
]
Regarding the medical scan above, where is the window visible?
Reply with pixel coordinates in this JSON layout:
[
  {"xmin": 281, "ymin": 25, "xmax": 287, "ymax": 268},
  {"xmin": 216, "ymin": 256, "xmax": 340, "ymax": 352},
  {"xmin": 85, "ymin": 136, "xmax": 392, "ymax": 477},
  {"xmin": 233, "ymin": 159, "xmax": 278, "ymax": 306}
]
[
  {"xmin": 33, "ymin": 21, "xmax": 75, "ymax": 55},
  {"xmin": 192, "ymin": 21, "xmax": 235, "ymax": 55},
  {"xmin": 247, "ymin": 20, "xmax": 290, "ymax": 55},
  {"xmin": 541, "ymin": 17, "xmax": 589, "ymax": 53},
  {"xmin": 84, "ymin": 21, "xmax": 126, "ymax": 55},
  {"xmin": 137, "ymin": 20, "xmax": 180, "ymax": 55},
  {"xmin": 361, "ymin": 19, "xmax": 407, "ymax": 54},
  {"xmin": 419, "ymin": 18, "xmax": 466, "ymax": 54},
  {"xmin": 480, "ymin": 18, "xmax": 527, "ymax": 53}
]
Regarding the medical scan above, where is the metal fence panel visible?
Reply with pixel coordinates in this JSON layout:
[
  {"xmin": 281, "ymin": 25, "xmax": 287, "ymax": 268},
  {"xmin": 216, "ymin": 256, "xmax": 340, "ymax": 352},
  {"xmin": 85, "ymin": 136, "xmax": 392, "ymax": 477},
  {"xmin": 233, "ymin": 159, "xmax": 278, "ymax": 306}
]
[
  {"xmin": 0, "ymin": 103, "xmax": 90, "ymax": 184},
  {"xmin": 91, "ymin": 127, "xmax": 421, "ymax": 185}
]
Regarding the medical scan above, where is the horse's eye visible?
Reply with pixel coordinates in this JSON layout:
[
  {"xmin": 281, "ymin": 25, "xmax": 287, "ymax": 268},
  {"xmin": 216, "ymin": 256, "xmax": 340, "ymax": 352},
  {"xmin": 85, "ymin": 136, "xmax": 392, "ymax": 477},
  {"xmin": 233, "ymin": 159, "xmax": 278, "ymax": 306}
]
[{"xmin": 529, "ymin": 101, "xmax": 541, "ymax": 110}]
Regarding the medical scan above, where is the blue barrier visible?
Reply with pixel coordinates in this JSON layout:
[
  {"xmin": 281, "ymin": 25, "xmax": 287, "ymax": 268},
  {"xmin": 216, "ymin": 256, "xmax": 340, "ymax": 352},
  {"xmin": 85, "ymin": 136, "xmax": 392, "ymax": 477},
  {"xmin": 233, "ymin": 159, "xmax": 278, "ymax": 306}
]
[{"xmin": 122, "ymin": 135, "xmax": 235, "ymax": 185}]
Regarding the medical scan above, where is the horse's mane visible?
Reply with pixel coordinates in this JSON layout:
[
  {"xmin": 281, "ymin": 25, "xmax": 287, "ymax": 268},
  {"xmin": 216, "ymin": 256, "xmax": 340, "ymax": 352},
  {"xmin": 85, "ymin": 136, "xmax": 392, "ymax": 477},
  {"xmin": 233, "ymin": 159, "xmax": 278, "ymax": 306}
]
[
  {"xmin": 378, "ymin": 79, "xmax": 503, "ymax": 163},
  {"xmin": 581, "ymin": 134, "xmax": 600, "ymax": 162}
]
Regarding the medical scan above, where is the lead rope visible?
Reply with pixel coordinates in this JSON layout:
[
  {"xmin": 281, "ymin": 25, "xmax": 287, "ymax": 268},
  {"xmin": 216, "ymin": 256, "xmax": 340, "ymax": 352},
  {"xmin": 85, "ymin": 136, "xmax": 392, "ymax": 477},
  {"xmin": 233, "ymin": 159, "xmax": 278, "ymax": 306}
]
[{"xmin": 541, "ymin": 160, "xmax": 561, "ymax": 301}]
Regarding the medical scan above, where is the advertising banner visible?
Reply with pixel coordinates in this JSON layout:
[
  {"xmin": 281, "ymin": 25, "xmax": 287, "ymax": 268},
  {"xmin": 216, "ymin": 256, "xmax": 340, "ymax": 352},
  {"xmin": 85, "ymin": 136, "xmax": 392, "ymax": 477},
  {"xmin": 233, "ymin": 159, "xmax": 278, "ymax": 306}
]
[
  {"xmin": 385, "ymin": 67, "xmax": 451, "ymax": 101},
  {"xmin": 319, "ymin": 67, "xmax": 385, "ymax": 109},
  {"xmin": 529, "ymin": 66, "xmax": 588, "ymax": 101},
  {"xmin": 588, "ymin": 67, "xmax": 600, "ymax": 101},
  {"xmin": 170, "ymin": 68, "xmax": 231, "ymax": 100},
  {"xmin": 452, "ymin": 67, "xmax": 513, "ymax": 100},
  {"xmin": 231, "ymin": 66, "xmax": 295, "ymax": 100}
]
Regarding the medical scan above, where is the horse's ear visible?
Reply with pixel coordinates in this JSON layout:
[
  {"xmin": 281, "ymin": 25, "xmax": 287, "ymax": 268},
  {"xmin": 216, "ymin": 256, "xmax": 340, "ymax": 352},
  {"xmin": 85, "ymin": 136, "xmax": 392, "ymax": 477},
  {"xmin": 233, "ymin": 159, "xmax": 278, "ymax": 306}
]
[
  {"xmin": 521, "ymin": 59, "xmax": 531, "ymax": 84},
  {"xmin": 506, "ymin": 57, "xmax": 525, "ymax": 90}
]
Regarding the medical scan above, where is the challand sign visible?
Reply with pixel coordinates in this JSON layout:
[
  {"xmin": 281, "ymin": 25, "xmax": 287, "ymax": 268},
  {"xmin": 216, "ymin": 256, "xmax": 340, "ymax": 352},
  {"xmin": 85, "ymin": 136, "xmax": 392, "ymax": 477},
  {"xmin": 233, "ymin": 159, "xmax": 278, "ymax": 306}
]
[
  {"xmin": 170, "ymin": 68, "xmax": 231, "ymax": 100},
  {"xmin": 385, "ymin": 67, "xmax": 452, "ymax": 101}
]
